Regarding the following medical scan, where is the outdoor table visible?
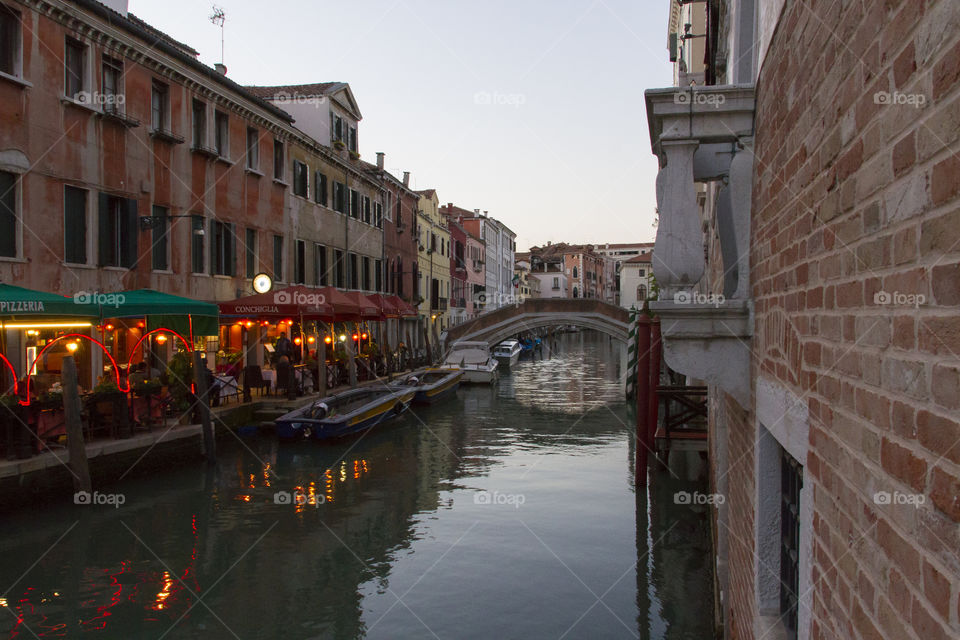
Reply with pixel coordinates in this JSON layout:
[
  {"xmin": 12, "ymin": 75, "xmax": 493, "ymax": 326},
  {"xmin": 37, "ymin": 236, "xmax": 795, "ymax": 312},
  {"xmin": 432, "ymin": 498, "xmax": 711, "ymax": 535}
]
[
  {"xmin": 261, "ymin": 369, "xmax": 275, "ymax": 391},
  {"xmin": 214, "ymin": 375, "xmax": 239, "ymax": 403}
]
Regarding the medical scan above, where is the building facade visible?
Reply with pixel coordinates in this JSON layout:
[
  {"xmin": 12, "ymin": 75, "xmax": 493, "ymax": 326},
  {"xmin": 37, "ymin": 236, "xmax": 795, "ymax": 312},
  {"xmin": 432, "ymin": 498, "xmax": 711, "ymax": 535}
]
[
  {"xmin": 415, "ymin": 190, "xmax": 450, "ymax": 332},
  {"xmin": 618, "ymin": 253, "xmax": 653, "ymax": 310},
  {"xmin": 447, "ymin": 219, "xmax": 468, "ymax": 326},
  {"xmin": 440, "ymin": 203, "xmax": 515, "ymax": 310},
  {"xmin": 596, "ymin": 242, "xmax": 654, "ymax": 305},
  {"xmin": 646, "ymin": 1, "xmax": 960, "ymax": 639}
]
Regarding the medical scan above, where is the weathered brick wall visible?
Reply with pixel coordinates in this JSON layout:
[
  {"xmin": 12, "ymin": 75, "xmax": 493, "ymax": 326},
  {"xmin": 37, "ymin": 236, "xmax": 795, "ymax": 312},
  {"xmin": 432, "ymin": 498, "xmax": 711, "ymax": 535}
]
[{"xmin": 741, "ymin": 0, "xmax": 960, "ymax": 638}]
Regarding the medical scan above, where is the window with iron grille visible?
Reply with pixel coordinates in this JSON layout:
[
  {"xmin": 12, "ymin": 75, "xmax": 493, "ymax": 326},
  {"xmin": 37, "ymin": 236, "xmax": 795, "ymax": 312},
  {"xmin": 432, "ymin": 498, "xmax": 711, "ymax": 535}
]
[{"xmin": 780, "ymin": 449, "xmax": 802, "ymax": 640}]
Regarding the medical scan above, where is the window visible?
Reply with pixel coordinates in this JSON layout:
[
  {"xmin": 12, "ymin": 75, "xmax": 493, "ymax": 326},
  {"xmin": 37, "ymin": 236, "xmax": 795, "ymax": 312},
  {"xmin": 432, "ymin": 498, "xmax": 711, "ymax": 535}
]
[
  {"xmin": 273, "ymin": 140, "xmax": 284, "ymax": 180},
  {"xmin": 333, "ymin": 182, "xmax": 346, "ymax": 213},
  {"xmin": 334, "ymin": 249, "xmax": 344, "ymax": 288},
  {"xmin": 245, "ymin": 228, "xmax": 257, "ymax": 278},
  {"xmin": 315, "ymin": 244, "xmax": 327, "ymax": 286},
  {"xmin": 639, "ymin": 268, "xmax": 646, "ymax": 276},
  {"xmin": 98, "ymin": 194, "xmax": 137, "ymax": 268},
  {"xmin": 191, "ymin": 215, "xmax": 205, "ymax": 273},
  {"xmin": 552, "ymin": 277, "xmax": 559, "ymax": 290},
  {"xmin": 0, "ymin": 5, "xmax": 22, "ymax": 78},
  {"xmin": 273, "ymin": 234, "xmax": 284, "ymax": 280},
  {"xmin": 210, "ymin": 220, "xmax": 236, "ymax": 276},
  {"xmin": 349, "ymin": 189, "xmax": 359, "ymax": 218},
  {"xmin": 214, "ymin": 111, "xmax": 229, "ymax": 157},
  {"xmin": 374, "ymin": 202, "xmax": 382, "ymax": 228},
  {"xmin": 362, "ymin": 196, "xmax": 370, "ymax": 224},
  {"xmin": 348, "ymin": 126, "xmax": 357, "ymax": 152},
  {"xmin": 246, "ymin": 128, "xmax": 259, "ymax": 170},
  {"xmin": 637, "ymin": 285, "xmax": 647, "ymax": 300},
  {"xmin": 572, "ymin": 266, "xmax": 578, "ymax": 279},
  {"xmin": 64, "ymin": 38, "xmax": 87, "ymax": 100},
  {"xmin": 349, "ymin": 253, "xmax": 358, "ymax": 289},
  {"xmin": 362, "ymin": 256, "xmax": 371, "ymax": 291},
  {"xmin": 572, "ymin": 287, "xmax": 578, "ymax": 298},
  {"xmin": 101, "ymin": 55, "xmax": 122, "ymax": 112},
  {"xmin": 63, "ymin": 186, "xmax": 87, "ymax": 264},
  {"xmin": 314, "ymin": 172, "xmax": 328, "ymax": 206},
  {"xmin": 780, "ymin": 449, "xmax": 802, "ymax": 640},
  {"xmin": 191, "ymin": 100, "xmax": 206, "ymax": 149},
  {"xmin": 375, "ymin": 259, "xmax": 382, "ymax": 292},
  {"xmin": 294, "ymin": 239, "xmax": 306, "ymax": 284},
  {"xmin": 395, "ymin": 198, "xmax": 402, "ymax": 226},
  {"xmin": 396, "ymin": 258, "xmax": 404, "ymax": 296},
  {"xmin": 293, "ymin": 160, "xmax": 308, "ymax": 197},
  {"xmin": 151, "ymin": 81, "xmax": 169, "ymax": 131},
  {"xmin": 150, "ymin": 205, "xmax": 169, "ymax": 271},
  {"xmin": 332, "ymin": 114, "xmax": 343, "ymax": 142}
]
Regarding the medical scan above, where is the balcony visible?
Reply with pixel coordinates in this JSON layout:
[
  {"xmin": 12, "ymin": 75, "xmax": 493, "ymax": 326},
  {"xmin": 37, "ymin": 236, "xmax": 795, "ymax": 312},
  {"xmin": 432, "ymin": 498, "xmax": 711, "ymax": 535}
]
[
  {"xmin": 644, "ymin": 84, "xmax": 756, "ymax": 407},
  {"xmin": 431, "ymin": 297, "xmax": 448, "ymax": 311}
]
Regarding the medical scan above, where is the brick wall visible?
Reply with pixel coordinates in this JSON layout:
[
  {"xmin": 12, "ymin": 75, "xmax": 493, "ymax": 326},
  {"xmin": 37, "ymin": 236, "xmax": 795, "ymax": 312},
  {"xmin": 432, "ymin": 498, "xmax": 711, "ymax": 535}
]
[{"xmin": 732, "ymin": 0, "xmax": 960, "ymax": 638}]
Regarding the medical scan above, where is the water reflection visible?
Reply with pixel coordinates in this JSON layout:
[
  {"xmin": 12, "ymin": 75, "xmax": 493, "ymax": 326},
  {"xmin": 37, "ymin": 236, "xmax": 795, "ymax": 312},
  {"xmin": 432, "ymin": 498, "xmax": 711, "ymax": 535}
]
[{"xmin": 0, "ymin": 332, "xmax": 713, "ymax": 639}]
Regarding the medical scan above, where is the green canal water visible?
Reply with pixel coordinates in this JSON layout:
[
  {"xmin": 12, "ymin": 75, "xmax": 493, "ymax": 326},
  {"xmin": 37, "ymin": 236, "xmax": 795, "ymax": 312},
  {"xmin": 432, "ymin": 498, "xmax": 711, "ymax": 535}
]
[{"xmin": 0, "ymin": 333, "xmax": 715, "ymax": 639}]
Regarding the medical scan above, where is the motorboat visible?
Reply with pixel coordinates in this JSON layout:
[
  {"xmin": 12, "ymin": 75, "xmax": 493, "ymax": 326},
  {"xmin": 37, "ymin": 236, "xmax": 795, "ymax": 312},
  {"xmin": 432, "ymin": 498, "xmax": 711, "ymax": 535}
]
[
  {"xmin": 442, "ymin": 341, "xmax": 499, "ymax": 384},
  {"xmin": 492, "ymin": 339, "xmax": 522, "ymax": 369},
  {"xmin": 391, "ymin": 368, "xmax": 463, "ymax": 405},
  {"xmin": 275, "ymin": 386, "xmax": 415, "ymax": 440}
]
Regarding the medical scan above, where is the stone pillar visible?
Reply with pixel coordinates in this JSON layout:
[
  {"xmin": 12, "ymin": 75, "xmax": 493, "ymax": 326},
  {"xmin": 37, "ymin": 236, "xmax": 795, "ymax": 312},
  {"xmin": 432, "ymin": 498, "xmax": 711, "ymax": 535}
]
[{"xmin": 653, "ymin": 140, "xmax": 704, "ymax": 297}]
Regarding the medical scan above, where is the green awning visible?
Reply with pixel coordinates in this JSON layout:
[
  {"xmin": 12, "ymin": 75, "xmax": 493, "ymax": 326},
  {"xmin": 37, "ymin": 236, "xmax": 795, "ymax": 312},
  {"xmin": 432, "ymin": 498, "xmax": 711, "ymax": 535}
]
[
  {"xmin": 0, "ymin": 283, "xmax": 100, "ymax": 319},
  {"xmin": 108, "ymin": 290, "xmax": 220, "ymax": 336}
]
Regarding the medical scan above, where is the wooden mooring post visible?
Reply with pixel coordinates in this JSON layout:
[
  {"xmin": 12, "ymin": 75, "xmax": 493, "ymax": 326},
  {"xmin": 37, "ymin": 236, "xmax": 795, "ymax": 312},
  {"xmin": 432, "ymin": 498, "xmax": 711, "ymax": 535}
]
[
  {"xmin": 647, "ymin": 319, "xmax": 661, "ymax": 450},
  {"xmin": 635, "ymin": 317, "xmax": 652, "ymax": 487},
  {"xmin": 193, "ymin": 351, "xmax": 216, "ymax": 463},
  {"xmin": 62, "ymin": 356, "xmax": 92, "ymax": 494}
]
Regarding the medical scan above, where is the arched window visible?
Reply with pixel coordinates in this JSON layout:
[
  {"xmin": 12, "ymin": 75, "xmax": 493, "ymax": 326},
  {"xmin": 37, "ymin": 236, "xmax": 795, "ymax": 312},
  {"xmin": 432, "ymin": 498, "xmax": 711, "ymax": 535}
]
[
  {"xmin": 572, "ymin": 287, "xmax": 579, "ymax": 298},
  {"xmin": 638, "ymin": 285, "xmax": 647, "ymax": 300},
  {"xmin": 572, "ymin": 266, "xmax": 578, "ymax": 279}
]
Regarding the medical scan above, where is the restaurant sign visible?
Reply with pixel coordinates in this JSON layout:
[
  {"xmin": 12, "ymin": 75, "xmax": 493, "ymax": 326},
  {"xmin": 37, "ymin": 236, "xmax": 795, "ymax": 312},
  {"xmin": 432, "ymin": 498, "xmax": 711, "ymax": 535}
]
[
  {"xmin": 0, "ymin": 300, "xmax": 45, "ymax": 313},
  {"xmin": 234, "ymin": 305, "xmax": 281, "ymax": 314}
]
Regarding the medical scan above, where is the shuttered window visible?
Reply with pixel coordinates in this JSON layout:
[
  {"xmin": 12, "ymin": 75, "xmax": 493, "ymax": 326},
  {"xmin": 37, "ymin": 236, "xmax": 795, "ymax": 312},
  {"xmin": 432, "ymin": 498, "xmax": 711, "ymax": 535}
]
[
  {"xmin": 191, "ymin": 215, "xmax": 205, "ymax": 273},
  {"xmin": 97, "ymin": 193, "xmax": 136, "ymax": 268},
  {"xmin": 315, "ymin": 244, "xmax": 327, "ymax": 286},
  {"xmin": 273, "ymin": 234, "xmax": 283, "ymax": 281},
  {"xmin": 293, "ymin": 161, "xmax": 308, "ymax": 197},
  {"xmin": 245, "ymin": 228, "xmax": 257, "ymax": 278},
  {"xmin": 0, "ymin": 171, "xmax": 17, "ymax": 258},
  {"xmin": 294, "ymin": 239, "xmax": 305, "ymax": 284},
  {"xmin": 210, "ymin": 220, "xmax": 236, "ymax": 276},
  {"xmin": 314, "ymin": 172, "xmax": 328, "ymax": 206},
  {"xmin": 64, "ymin": 186, "xmax": 87, "ymax": 264}
]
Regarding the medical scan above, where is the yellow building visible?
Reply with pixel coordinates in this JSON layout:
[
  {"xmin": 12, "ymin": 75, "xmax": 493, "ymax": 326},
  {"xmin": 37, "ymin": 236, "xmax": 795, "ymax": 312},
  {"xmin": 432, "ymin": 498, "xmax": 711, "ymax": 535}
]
[{"xmin": 415, "ymin": 190, "xmax": 451, "ymax": 332}]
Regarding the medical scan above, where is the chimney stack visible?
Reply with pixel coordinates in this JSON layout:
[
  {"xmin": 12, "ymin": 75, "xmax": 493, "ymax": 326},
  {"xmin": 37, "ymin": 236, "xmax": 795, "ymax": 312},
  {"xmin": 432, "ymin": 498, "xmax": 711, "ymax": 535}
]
[
  {"xmin": 214, "ymin": 63, "xmax": 227, "ymax": 76},
  {"xmin": 402, "ymin": 171, "xmax": 410, "ymax": 187},
  {"xmin": 376, "ymin": 152, "xmax": 384, "ymax": 170}
]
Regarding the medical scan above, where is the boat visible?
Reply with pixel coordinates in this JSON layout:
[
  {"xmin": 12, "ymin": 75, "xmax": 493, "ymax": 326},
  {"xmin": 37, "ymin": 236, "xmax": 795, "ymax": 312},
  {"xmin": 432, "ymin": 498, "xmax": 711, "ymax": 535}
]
[
  {"xmin": 492, "ymin": 339, "xmax": 522, "ymax": 369},
  {"xmin": 442, "ymin": 341, "xmax": 499, "ymax": 384},
  {"xmin": 392, "ymin": 368, "xmax": 463, "ymax": 405},
  {"xmin": 275, "ymin": 386, "xmax": 416, "ymax": 440}
]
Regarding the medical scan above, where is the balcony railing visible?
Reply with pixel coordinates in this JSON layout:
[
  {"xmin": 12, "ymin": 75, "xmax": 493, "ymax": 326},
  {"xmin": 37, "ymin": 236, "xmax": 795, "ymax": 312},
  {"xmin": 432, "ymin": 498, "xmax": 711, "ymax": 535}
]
[{"xmin": 431, "ymin": 297, "xmax": 447, "ymax": 311}]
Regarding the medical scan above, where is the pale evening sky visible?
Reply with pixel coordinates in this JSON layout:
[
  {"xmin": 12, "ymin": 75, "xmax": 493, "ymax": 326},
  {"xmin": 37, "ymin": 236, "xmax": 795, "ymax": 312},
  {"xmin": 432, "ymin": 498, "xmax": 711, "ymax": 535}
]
[{"xmin": 128, "ymin": 0, "xmax": 670, "ymax": 251}]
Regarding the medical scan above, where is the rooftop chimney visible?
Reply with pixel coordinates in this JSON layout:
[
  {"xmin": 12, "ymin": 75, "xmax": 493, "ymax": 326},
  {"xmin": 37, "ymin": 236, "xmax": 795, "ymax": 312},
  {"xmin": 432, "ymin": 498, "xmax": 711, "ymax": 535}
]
[
  {"xmin": 376, "ymin": 152, "xmax": 384, "ymax": 170},
  {"xmin": 474, "ymin": 209, "xmax": 480, "ymax": 214},
  {"xmin": 214, "ymin": 63, "xmax": 227, "ymax": 76},
  {"xmin": 448, "ymin": 202, "xmax": 453, "ymax": 209},
  {"xmin": 402, "ymin": 171, "xmax": 410, "ymax": 187}
]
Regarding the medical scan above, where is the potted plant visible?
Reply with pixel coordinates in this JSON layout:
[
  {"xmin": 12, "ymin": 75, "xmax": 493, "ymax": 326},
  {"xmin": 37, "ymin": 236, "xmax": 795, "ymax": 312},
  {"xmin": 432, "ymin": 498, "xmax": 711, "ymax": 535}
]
[
  {"xmin": 333, "ymin": 140, "xmax": 345, "ymax": 151},
  {"xmin": 349, "ymin": 151, "xmax": 360, "ymax": 161}
]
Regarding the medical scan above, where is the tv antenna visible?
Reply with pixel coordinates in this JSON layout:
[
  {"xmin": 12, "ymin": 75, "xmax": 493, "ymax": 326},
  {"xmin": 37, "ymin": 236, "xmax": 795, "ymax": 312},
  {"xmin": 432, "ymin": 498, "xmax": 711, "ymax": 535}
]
[{"xmin": 210, "ymin": 6, "xmax": 226, "ymax": 65}]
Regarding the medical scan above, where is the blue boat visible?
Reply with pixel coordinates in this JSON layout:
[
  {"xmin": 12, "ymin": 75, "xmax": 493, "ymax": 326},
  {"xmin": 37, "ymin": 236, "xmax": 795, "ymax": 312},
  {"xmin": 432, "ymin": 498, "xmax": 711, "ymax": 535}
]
[
  {"xmin": 392, "ymin": 368, "xmax": 463, "ymax": 405},
  {"xmin": 275, "ymin": 386, "xmax": 416, "ymax": 440}
]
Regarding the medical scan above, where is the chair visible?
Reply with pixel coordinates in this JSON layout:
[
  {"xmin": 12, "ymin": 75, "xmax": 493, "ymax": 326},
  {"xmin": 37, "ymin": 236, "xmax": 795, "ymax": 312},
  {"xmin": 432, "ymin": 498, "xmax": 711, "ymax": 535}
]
[
  {"xmin": 242, "ymin": 365, "xmax": 269, "ymax": 397},
  {"xmin": 219, "ymin": 376, "xmax": 241, "ymax": 404}
]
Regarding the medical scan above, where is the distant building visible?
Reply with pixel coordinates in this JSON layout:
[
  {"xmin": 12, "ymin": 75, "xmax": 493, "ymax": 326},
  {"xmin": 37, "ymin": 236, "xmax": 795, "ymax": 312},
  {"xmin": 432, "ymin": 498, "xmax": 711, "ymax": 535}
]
[
  {"xmin": 513, "ymin": 254, "xmax": 540, "ymax": 302},
  {"xmin": 440, "ymin": 204, "xmax": 516, "ymax": 310},
  {"xmin": 619, "ymin": 253, "xmax": 653, "ymax": 310},
  {"xmin": 415, "ymin": 190, "xmax": 451, "ymax": 332},
  {"xmin": 528, "ymin": 243, "xmax": 606, "ymax": 300},
  {"xmin": 447, "ymin": 219, "xmax": 468, "ymax": 326},
  {"xmin": 595, "ymin": 242, "xmax": 655, "ymax": 305}
]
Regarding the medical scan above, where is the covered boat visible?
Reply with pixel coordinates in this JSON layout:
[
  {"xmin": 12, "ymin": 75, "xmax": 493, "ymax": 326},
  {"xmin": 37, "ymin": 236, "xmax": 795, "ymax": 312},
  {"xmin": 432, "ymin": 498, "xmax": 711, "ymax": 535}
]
[
  {"xmin": 275, "ymin": 386, "xmax": 415, "ymax": 440},
  {"xmin": 492, "ymin": 339, "xmax": 522, "ymax": 369},
  {"xmin": 442, "ymin": 341, "xmax": 499, "ymax": 384},
  {"xmin": 392, "ymin": 368, "xmax": 463, "ymax": 405}
]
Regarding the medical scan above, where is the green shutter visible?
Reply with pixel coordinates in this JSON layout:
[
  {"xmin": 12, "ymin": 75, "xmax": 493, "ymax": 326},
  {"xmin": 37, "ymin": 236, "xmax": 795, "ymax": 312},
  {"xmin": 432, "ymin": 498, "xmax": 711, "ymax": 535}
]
[
  {"xmin": 121, "ymin": 198, "xmax": 138, "ymax": 268},
  {"xmin": 97, "ymin": 192, "xmax": 110, "ymax": 266}
]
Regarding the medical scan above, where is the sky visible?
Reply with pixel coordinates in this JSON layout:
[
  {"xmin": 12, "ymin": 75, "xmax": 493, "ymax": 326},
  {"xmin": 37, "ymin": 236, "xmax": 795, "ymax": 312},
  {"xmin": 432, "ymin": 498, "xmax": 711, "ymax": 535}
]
[{"xmin": 128, "ymin": 0, "xmax": 671, "ymax": 252}]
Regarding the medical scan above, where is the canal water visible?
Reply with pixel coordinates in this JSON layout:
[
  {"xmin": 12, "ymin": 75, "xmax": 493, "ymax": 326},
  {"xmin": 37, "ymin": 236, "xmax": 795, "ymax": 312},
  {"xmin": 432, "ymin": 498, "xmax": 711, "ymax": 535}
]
[{"xmin": 0, "ymin": 333, "xmax": 715, "ymax": 639}]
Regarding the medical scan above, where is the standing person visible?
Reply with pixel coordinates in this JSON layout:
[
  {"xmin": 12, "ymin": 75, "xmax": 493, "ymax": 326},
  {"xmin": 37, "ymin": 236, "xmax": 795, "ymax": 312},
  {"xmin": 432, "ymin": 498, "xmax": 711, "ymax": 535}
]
[{"xmin": 274, "ymin": 333, "xmax": 296, "ymax": 399}]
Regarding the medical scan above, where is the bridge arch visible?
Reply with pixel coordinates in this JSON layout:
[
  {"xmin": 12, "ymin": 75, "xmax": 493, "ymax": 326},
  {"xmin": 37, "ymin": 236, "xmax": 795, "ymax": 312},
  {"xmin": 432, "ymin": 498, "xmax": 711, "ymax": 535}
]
[{"xmin": 445, "ymin": 298, "xmax": 631, "ymax": 347}]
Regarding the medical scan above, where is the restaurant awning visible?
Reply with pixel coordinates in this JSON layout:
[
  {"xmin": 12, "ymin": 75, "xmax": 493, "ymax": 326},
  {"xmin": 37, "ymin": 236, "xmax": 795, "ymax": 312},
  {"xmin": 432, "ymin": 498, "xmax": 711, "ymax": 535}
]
[
  {"xmin": 367, "ymin": 294, "xmax": 401, "ymax": 318},
  {"xmin": 110, "ymin": 289, "xmax": 220, "ymax": 336},
  {"xmin": 392, "ymin": 296, "xmax": 419, "ymax": 318},
  {"xmin": 0, "ymin": 283, "xmax": 99, "ymax": 320},
  {"xmin": 219, "ymin": 286, "xmax": 334, "ymax": 322},
  {"xmin": 345, "ymin": 292, "xmax": 382, "ymax": 320}
]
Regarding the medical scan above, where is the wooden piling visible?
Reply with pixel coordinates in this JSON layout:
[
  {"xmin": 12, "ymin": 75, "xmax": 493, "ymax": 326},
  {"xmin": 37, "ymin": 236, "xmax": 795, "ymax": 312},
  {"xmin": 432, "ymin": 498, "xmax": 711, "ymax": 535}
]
[
  {"xmin": 347, "ymin": 322, "xmax": 358, "ymax": 388},
  {"xmin": 192, "ymin": 351, "xmax": 216, "ymax": 463},
  {"xmin": 648, "ymin": 319, "xmax": 661, "ymax": 449},
  {"xmin": 635, "ymin": 318, "xmax": 651, "ymax": 486},
  {"xmin": 62, "ymin": 356, "xmax": 92, "ymax": 493},
  {"xmin": 317, "ymin": 337, "xmax": 327, "ymax": 399}
]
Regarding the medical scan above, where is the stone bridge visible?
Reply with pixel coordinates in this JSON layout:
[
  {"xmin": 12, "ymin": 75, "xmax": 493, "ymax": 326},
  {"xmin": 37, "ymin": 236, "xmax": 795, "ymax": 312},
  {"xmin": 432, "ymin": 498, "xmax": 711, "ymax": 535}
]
[{"xmin": 444, "ymin": 298, "xmax": 631, "ymax": 347}]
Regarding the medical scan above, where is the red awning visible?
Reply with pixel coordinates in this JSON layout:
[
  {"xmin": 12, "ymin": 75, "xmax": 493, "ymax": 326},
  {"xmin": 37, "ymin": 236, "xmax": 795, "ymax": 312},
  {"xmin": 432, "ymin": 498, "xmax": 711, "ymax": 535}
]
[
  {"xmin": 367, "ymin": 294, "xmax": 401, "ymax": 318},
  {"xmin": 390, "ymin": 296, "xmax": 419, "ymax": 318},
  {"xmin": 342, "ymin": 291, "xmax": 381, "ymax": 319},
  {"xmin": 219, "ymin": 286, "xmax": 333, "ymax": 320},
  {"xmin": 316, "ymin": 287, "xmax": 362, "ymax": 320}
]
